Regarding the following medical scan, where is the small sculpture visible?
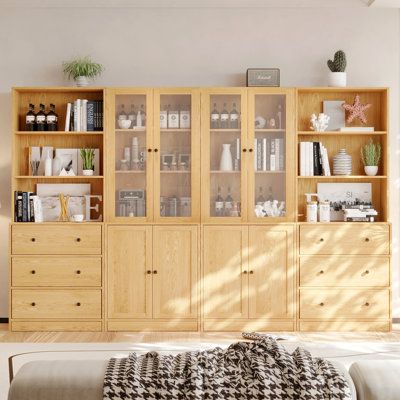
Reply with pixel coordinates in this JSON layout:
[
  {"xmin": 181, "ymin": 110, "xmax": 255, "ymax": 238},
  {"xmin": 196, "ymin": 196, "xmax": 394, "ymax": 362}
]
[
  {"xmin": 254, "ymin": 200, "xmax": 285, "ymax": 218},
  {"xmin": 255, "ymin": 116, "xmax": 266, "ymax": 129},
  {"xmin": 268, "ymin": 118, "xmax": 276, "ymax": 129},
  {"xmin": 342, "ymin": 95, "xmax": 371, "ymax": 125},
  {"xmin": 310, "ymin": 113, "xmax": 330, "ymax": 132},
  {"xmin": 58, "ymin": 194, "xmax": 70, "ymax": 222}
]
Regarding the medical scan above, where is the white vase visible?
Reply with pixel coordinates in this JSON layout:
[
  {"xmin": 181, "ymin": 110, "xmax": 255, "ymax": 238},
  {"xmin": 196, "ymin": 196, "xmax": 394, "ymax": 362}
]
[
  {"xmin": 220, "ymin": 144, "xmax": 233, "ymax": 171},
  {"xmin": 75, "ymin": 76, "xmax": 89, "ymax": 87},
  {"xmin": 52, "ymin": 156, "xmax": 61, "ymax": 176},
  {"xmin": 333, "ymin": 149, "xmax": 352, "ymax": 175},
  {"xmin": 328, "ymin": 72, "xmax": 347, "ymax": 87},
  {"xmin": 82, "ymin": 169, "xmax": 94, "ymax": 176},
  {"xmin": 364, "ymin": 166, "xmax": 378, "ymax": 176}
]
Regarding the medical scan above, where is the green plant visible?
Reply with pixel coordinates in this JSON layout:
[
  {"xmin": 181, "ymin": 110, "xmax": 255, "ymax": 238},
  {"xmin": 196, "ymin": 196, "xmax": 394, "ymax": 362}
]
[
  {"xmin": 80, "ymin": 149, "xmax": 95, "ymax": 170},
  {"xmin": 327, "ymin": 50, "xmax": 347, "ymax": 72},
  {"xmin": 62, "ymin": 56, "xmax": 104, "ymax": 81},
  {"xmin": 361, "ymin": 139, "xmax": 381, "ymax": 166}
]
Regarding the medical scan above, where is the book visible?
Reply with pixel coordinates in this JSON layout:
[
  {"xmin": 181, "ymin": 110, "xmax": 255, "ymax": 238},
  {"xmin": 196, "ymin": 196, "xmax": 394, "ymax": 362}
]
[
  {"xmin": 87, "ymin": 101, "xmax": 95, "ymax": 131},
  {"xmin": 270, "ymin": 139, "xmax": 276, "ymax": 171},
  {"xmin": 28, "ymin": 192, "xmax": 35, "ymax": 222},
  {"xmin": 82, "ymin": 99, "xmax": 88, "ymax": 131},
  {"xmin": 262, "ymin": 138, "xmax": 267, "ymax": 171},
  {"xmin": 257, "ymin": 140, "xmax": 262, "ymax": 170},
  {"xmin": 300, "ymin": 142, "xmax": 306, "ymax": 176},
  {"xmin": 31, "ymin": 195, "xmax": 43, "ymax": 222},
  {"xmin": 15, "ymin": 191, "xmax": 23, "ymax": 222},
  {"xmin": 22, "ymin": 192, "xmax": 29, "ymax": 222},
  {"xmin": 306, "ymin": 142, "xmax": 313, "ymax": 176},
  {"xmin": 65, "ymin": 103, "xmax": 72, "ymax": 131},
  {"xmin": 313, "ymin": 142, "xmax": 323, "ymax": 176},
  {"xmin": 278, "ymin": 138, "xmax": 284, "ymax": 171},
  {"xmin": 254, "ymin": 139, "xmax": 258, "ymax": 170}
]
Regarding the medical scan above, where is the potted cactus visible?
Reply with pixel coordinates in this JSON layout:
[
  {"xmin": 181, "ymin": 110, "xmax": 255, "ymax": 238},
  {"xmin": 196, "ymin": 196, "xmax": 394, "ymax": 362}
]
[
  {"xmin": 80, "ymin": 149, "xmax": 95, "ymax": 176},
  {"xmin": 327, "ymin": 50, "xmax": 347, "ymax": 87},
  {"xmin": 361, "ymin": 139, "xmax": 381, "ymax": 176}
]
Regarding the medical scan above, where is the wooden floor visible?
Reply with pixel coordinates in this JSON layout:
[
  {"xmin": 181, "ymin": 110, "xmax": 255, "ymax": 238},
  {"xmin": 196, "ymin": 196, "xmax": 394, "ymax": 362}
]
[{"xmin": 1, "ymin": 323, "xmax": 400, "ymax": 343}]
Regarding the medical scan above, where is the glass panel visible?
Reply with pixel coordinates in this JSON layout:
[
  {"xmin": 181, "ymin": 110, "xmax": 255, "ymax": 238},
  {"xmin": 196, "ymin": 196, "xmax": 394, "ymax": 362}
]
[
  {"xmin": 114, "ymin": 94, "xmax": 147, "ymax": 218},
  {"xmin": 209, "ymin": 95, "xmax": 241, "ymax": 217},
  {"xmin": 159, "ymin": 95, "xmax": 191, "ymax": 217},
  {"xmin": 253, "ymin": 94, "xmax": 286, "ymax": 218}
]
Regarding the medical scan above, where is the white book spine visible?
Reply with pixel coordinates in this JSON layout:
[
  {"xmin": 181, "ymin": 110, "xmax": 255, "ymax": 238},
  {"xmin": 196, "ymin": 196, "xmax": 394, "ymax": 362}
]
[
  {"xmin": 73, "ymin": 101, "xmax": 78, "ymax": 132},
  {"xmin": 306, "ymin": 142, "xmax": 312, "ymax": 176},
  {"xmin": 76, "ymin": 99, "xmax": 81, "ymax": 131},
  {"xmin": 82, "ymin": 99, "xmax": 88, "ymax": 132},
  {"xmin": 323, "ymin": 147, "xmax": 331, "ymax": 176},
  {"xmin": 254, "ymin": 139, "xmax": 258, "ymax": 170},
  {"xmin": 65, "ymin": 103, "xmax": 71, "ymax": 131},
  {"xmin": 300, "ymin": 142, "xmax": 306, "ymax": 176},
  {"xmin": 262, "ymin": 138, "xmax": 267, "ymax": 171},
  {"xmin": 275, "ymin": 138, "xmax": 280, "ymax": 171}
]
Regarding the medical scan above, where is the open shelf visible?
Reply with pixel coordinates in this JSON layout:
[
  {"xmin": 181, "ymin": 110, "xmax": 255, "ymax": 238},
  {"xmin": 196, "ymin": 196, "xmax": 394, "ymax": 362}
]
[
  {"xmin": 297, "ymin": 131, "xmax": 386, "ymax": 136},
  {"xmin": 210, "ymin": 170, "xmax": 241, "ymax": 174},
  {"xmin": 115, "ymin": 129, "xmax": 146, "ymax": 133},
  {"xmin": 256, "ymin": 170, "xmax": 285, "ymax": 174},
  {"xmin": 255, "ymin": 129, "xmax": 286, "ymax": 133},
  {"xmin": 160, "ymin": 129, "xmax": 191, "ymax": 133},
  {"xmin": 15, "ymin": 131, "xmax": 103, "ymax": 136},
  {"xmin": 15, "ymin": 175, "xmax": 104, "ymax": 179},
  {"xmin": 210, "ymin": 129, "xmax": 241, "ymax": 133},
  {"xmin": 297, "ymin": 175, "xmax": 387, "ymax": 180}
]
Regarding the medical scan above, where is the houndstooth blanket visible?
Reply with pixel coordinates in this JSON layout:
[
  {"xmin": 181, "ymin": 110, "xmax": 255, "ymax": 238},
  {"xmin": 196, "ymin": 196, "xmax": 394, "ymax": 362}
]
[{"xmin": 103, "ymin": 335, "xmax": 351, "ymax": 399}]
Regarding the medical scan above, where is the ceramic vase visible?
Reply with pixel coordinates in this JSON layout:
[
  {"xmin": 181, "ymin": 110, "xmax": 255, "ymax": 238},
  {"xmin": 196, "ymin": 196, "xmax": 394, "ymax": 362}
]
[
  {"xmin": 83, "ymin": 169, "xmax": 94, "ymax": 176},
  {"xmin": 75, "ymin": 76, "xmax": 89, "ymax": 87},
  {"xmin": 220, "ymin": 144, "xmax": 233, "ymax": 171},
  {"xmin": 333, "ymin": 149, "xmax": 352, "ymax": 175},
  {"xmin": 364, "ymin": 166, "xmax": 378, "ymax": 176},
  {"xmin": 328, "ymin": 72, "xmax": 347, "ymax": 87}
]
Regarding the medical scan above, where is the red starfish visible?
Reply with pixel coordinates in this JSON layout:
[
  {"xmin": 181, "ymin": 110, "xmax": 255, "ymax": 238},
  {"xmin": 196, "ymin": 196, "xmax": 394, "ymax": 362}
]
[{"xmin": 342, "ymin": 95, "xmax": 371, "ymax": 125}]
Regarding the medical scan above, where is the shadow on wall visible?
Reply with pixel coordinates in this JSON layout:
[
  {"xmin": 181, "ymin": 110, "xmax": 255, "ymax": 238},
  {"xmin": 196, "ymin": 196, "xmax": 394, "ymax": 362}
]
[{"xmin": 0, "ymin": 91, "xmax": 12, "ymax": 219}]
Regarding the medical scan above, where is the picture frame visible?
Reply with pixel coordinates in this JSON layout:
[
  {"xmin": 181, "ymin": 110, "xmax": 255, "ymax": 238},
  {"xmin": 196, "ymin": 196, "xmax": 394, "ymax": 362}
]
[
  {"xmin": 55, "ymin": 148, "xmax": 78, "ymax": 175},
  {"xmin": 178, "ymin": 154, "xmax": 191, "ymax": 166},
  {"xmin": 161, "ymin": 154, "xmax": 174, "ymax": 165}
]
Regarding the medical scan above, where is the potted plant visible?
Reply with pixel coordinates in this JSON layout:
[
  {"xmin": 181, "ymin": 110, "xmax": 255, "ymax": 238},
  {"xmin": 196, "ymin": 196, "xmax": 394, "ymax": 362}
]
[
  {"xmin": 80, "ymin": 149, "xmax": 95, "ymax": 176},
  {"xmin": 361, "ymin": 139, "xmax": 381, "ymax": 176},
  {"xmin": 63, "ymin": 56, "xmax": 104, "ymax": 87},
  {"xmin": 327, "ymin": 50, "xmax": 347, "ymax": 87}
]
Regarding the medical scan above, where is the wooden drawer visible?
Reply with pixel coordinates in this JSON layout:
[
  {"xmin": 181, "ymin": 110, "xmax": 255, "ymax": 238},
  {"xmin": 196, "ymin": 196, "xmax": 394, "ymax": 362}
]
[
  {"xmin": 299, "ymin": 289, "xmax": 390, "ymax": 319},
  {"xmin": 12, "ymin": 257, "xmax": 102, "ymax": 287},
  {"xmin": 300, "ymin": 256, "xmax": 390, "ymax": 287},
  {"xmin": 299, "ymin": 225, "xmax": 389, "ymax": 255},
  {"xmin": 12, "ymin": 225, "xmax": 102, "ymax": 255},
  {"xmin": 12, "ymin": 289, "xmax": 102, "ymax": 319}
]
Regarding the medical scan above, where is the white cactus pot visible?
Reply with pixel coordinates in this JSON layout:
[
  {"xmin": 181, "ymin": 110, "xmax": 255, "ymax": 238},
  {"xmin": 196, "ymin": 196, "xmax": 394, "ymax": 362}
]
[
  {"xmin": 75, "ymin": 76, "xmax": 89, "ymax": 87},
  {"xmin": 328, "ymin": 72, "xmax": 347, "ymax": 87},
  {"xmin": 364, "ymin": 166, "xmax": 378, "ymax": 176}
]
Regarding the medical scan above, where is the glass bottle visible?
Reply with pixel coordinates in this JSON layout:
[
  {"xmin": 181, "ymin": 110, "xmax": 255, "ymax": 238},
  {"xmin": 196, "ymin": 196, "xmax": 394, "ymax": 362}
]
[
  {"xmin": 215, "ymin": 186, "xmax": 224, "ymax": 216},
  {"xmin": 128, "ymin": 104, "xmax": 136, "ymax": 128},
  {"xmin": 229, "ymin": 102, "xmax": 239, "ymax": 129},
  {"xmin": 25, "ymin": 103, "xmax": 36, "ymax": 131},
  {"xmin": 160, "ymin": 104, "xmax": 168, "ymax": 129},
  {"xmin": 220, "ymin": 103, "xmax": 229, "ymax": 129},
  {"xmin": 224, "ymin": 186, "xmax": 234, "ymax": 216},
  {"xmin": 117, "ymin": 104, "xmax": 127, "ymax": 123},
  {"xmin": 140, "ymin": 104, "xmax": 146, "ymax": 127},
  {"xmin": 36, "ymin": 103, "xmax": 46, "ymax": 131},
  {"xmin": 256, "ymin": 186, "xmax": 265, "ymax": 205},
  {"xmin": 46, "ymin": 103, "xmax": 58, "ymax": 131},
  {"xmin": 267, "ymin": 186, "xmax": 274, "ymax": 201},
  {"xmin": 210, "ymin": 103, "xmax": 220, "ymax": 129}
]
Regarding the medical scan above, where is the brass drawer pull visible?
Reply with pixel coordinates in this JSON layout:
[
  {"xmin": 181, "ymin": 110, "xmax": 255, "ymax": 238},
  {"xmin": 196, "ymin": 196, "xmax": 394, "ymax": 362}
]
[
  {"xmin": 76, "ymin": 302, "xmax": 81, "ymax": 307},
  {"xmin": 147, "ymin": 148, "xmax": 152, "ymax": 153},
  {"xmin": 31, "ymin": 302, "xmax": 36, "ymax": 306},
  {"xmin": 76, "ymin": 270, "xmax": 81, "ymax": 274},
  {"xmin": 243, "ymin": 270, "xmax": 248, "ymax": 274},
  {"xmin": 319, "ymin": 302, "xmax": 324, "ymax": 307},
  {"xmin": 154, "ymin": 148, "xmax": 159, "ymax": 153},
  {"xmin": 364, "ymin": 270, "xmax": 370, "ymax": 274},
  {"xmin": 31, "ymin": 238, "xmax": 36, "ymax": 242},
  {"xmin": 31, "ymin": 270, "xmax": 36, "ymax": 274},
  {"xmin": 249, "ymin": 270, "xmax": 254, "ymax": 274},
  {"xmin": 364, "ymin": 302, "xmax": 370, "ymax": 307},
  {"xmin": 365, "ymin": 238, "xmax": 370, "ymax": 242},
  {"xmin": 242, "ymin": 148, "xmax": 247, "ymax": 153},
  {"xmin": 153, "ymin": 270, "xmax": 158, "ymax": 274},
  {"xmin": 319, "ymin": 270, "xmax": 324, "ymax": 274},
  {"xmin": 249, "ymin": 149, "xmax": 253, "ymax": 153},
  {"xmin": 76, "ymin": 238, "xmax": 81, "ymax": 242},
  {"xmin": 319, "ymin": 238, "xmax": 324, "ymax": 242},
  {"xmin": 146, "ymin": 270, "xmax": 152, "ymax": 275}
]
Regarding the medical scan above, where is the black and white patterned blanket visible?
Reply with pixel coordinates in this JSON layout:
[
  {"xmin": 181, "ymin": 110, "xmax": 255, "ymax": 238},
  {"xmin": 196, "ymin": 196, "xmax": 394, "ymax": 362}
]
[{"xmin": 103, "ymin": 335, "xmax": 351, "ymax": 399}]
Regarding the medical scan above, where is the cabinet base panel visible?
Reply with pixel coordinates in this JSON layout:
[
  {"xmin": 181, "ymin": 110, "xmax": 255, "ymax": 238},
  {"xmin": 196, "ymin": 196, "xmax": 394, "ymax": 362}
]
[
  {"xmin": 11, "ymin": 320, "xmax": 103, "ymax": 332},
  {"xmin": 107, "ymin": 319, "xmax": 198, "ymax": 332},
  {"xmin": 298, "ymin": 320, "xmax": 391, "ymax": 332},
  {"xmin": 203, "ymin": 319, "xmax": 295, "ymax": 332}
]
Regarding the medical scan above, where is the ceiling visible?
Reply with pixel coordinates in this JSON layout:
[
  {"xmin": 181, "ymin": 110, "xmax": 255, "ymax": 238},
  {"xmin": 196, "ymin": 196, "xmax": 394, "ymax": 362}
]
[{"xmin": 0, "ymin": 0, "xmax": 399, "ymax": 7}]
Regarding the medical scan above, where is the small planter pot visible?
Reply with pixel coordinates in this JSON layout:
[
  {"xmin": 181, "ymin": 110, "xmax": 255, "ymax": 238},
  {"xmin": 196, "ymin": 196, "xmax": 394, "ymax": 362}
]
[
  {"xmin": 364, "ymin": 166, "xmax": 378, "ymax": 176},
  {"xmin": 82, "ymin": 169, "xmax": 94, "ymax": 176},
  {"xmin": 75, "ymin": 76, "xmax": 89, "ymax": 87},
  {"xmin": 328, "ymin": 72, "xmax": 347, "ymax": 87}
]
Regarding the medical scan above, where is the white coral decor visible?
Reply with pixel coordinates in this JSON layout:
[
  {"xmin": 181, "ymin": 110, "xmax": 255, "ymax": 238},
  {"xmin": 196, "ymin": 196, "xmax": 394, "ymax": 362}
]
[
  {"xmin": 255, "ymin": 201, "xmax": 285, "ymax": 218},
  {"xmin": 310, "ymin": 113, "xmax": 330, "ymax": 132}
]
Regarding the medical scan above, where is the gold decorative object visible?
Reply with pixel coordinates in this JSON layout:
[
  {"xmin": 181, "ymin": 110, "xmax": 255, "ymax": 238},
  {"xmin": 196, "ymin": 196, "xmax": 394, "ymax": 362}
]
[{"xmin": 58, "ymin": 193, "xmax": 70, "ymax": 222}]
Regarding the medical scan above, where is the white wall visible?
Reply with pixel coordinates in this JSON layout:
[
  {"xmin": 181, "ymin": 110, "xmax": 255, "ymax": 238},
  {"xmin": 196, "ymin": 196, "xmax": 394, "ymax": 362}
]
[{"xmin": 0, "ymin": 6, "xmax": 399, "ymax": 318}]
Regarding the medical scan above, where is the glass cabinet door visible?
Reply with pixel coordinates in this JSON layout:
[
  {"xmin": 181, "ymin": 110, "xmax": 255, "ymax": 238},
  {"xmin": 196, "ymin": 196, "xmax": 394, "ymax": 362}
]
[
  {"xmin": 153, "ymin": 89, "xmax": 200, "ymax": 221},
  {"xmin": 201, "ymin": 89, "xmax": 247, "ymax": 222},
  {"xmin": 247, "ymin": 89, "xmax": 295, "ymax": 221},
  {"xmin": 109, "ymin": 89, "xmax": 153, "ymax": 221}
]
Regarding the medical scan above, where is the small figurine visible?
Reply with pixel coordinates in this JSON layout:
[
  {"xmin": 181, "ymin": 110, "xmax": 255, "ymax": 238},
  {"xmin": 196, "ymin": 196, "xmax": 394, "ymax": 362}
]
[{"xmin": 310, "ymin": 113, "xmax": 330, "ymax": 132}]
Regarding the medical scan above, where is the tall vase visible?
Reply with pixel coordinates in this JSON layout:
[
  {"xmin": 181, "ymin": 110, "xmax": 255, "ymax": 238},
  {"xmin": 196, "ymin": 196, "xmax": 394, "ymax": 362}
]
[
  {"xmin": 220, "ymin": 144, "xmax": 233, "ymax": 171},
  {"xmin": 333, "ymin": 148, "xmax": 352, "ymax": 175}
]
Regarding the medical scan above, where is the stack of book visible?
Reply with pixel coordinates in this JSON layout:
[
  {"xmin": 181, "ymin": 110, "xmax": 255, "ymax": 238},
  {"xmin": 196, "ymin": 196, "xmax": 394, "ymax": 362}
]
[
  {"xmin": 299, "ymin": 142, "xmax": 331, "ymax": 176},
  {"xmin": 253, "ymin": 137, "xmax": 284, "ymax": 171},
  {"xmin": 14, "ymin": 191, "xmax": 39, "ymax": 222},
  {"xmin": 65, "ymin": 99, "xmax": 103, "ymax": 132}
]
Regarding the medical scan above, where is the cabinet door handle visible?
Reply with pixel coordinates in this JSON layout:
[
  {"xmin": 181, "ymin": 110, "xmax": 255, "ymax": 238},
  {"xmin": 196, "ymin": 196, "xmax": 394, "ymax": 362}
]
[
  {"xmin": 153, "ymin": 270, "xmax": 158, "ymax": 274},
  {"xmin": 147, "ymin": 148, "xmax": 152, "ymax": 153},
  {"xmin": 31, "ymin": 270, "xmax": 36, "ymax": 274},
  {"xmin": 76, "ymin": 270, "xmax": 81, "ymax": 275},
  {"xmin": 76, "ymin": 302, "xmax": 81, "ymax": 307},
  {"xmin": 365, "ymin": 238, "xmax": 370, "ymax": 242},
  {"xmin": 154, "ymin": 148, "xmax": 159, "ymax": 153},
  {"xmin": 31, "ymin": 238, "xmax": 36, "ymax": 242},
  {"xmin": 319, "ymin": 238, "xmax": 324, "ymax": 242},
  {"xmin": 243, "ymin": 270, "xmax": 248, "ymax": 274},
  {"xmin": 248, "ymin": 149, "xmax": 253, "ymax": 153},
  {"xmin": 319, "ymin": 302, "xmax": 324, "ymax": 307},
  {"xmin": 364, "ymin": 270, "xmax": 370, "ymax": 275},
  {"xmin": 249, "ymin": 270, "xmax": 254, "ymax": 274},
  {"xmin": 364, "ymin": 302, "xmax": 370, "ymax": 307},
  {"xmin": 319, "ymin": 270, "xmax": 324, "ymax": 274},
  {"xmin": 31, "ymin": 302, "xmax": 36, "ymax": 307},
  {"xmin": 242, "ymin": 148, "xmax": 247, "ymax": 153},
  {"xmin": 76, "ymin": 238, "xmax": 81, "ymax": 242},
  {"xmin": 146, "ymin": 270, "xmax": 152, "ymax": 275}
]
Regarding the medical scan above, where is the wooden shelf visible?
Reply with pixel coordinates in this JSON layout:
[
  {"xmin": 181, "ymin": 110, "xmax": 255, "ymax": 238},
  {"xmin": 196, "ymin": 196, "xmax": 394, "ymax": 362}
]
[
  {"xmin": 210, "ymin": 170, "xmax": 240, "ymax": 174},
  {"xmin": 115, "ymin": 128, "xmax": 146, "ymax": 133},
  {"xmin": 297, "ymin": 131, "xmax": 386, "ymax": 136},
  {"xmin": 210, "ymin": 129, "xmax": 241, "ymax": 133},
  {"xmin": 14, "ymin": 175, "xmax": 104, "ymax": 180},
  {"xmin": 15, "ymin": 131, "xmax": 104, "ymax": 135},
  {"xmin": 255, "ymin": 129, "xmax": 285, "ymax": 133},
  {"xmin": 297, "ymin": 175, "xmax": 387, "ymax": 179},
  {"xmin": 115, "ymin": 170, "xmax": 145, "ymax": 174},
  {"xmin": 255, "ymin": 170, "xmax": 285, "ymax": 174},
  {"xmin": 160, "ymin": 129, "xmax": 191, "ymax": 133},
  {"xmin": 160, "ymin": 170, "xmax": 190, "ymax": 174}
]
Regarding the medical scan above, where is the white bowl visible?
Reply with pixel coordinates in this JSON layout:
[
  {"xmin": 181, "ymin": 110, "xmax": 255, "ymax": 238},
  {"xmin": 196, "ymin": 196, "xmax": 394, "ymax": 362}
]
[
  {"xmin": 118, "ymin": 119, "xmax": 132, "ymax": 129},
  {"xmin": 71, "ymin": 214, "xmax": 84, "ymax": 222}
]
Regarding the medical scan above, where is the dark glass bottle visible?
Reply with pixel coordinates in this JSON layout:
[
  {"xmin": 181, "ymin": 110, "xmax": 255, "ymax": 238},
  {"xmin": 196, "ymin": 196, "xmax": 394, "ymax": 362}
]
[
  {"xmin": 25, "ymin": 103, "xmax": 36, "ymax": 131},
  {"xmin": 36, "ymin": 103, "xmax": 46, "ymax": 131},
  {"xmin": 46, "ymin": 103, "xmax": 58, "ymax": 131}
]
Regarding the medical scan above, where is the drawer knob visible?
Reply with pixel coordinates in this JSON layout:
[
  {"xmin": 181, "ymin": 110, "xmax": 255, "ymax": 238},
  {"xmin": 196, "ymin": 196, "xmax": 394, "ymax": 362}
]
[
  {"xmin": 242, "ymin": 148, "xmax": 247, "ymax": 153},
  {"xmin": 243, "ymin": 270, "xmax": 248, "ymax": 274},
  {"xmin": 319, "ymin": 270, "xmax": 324, "ymax": 274},
  {"xmin": 319, "ymin": 302, "xmax": 324, "ymax": 307},
  {"xmin": 146, "ymin": 270, "xmax": 152, "ymax": 274},
  {"xmin": 364, "ymin": 302, "xmax": 370, "ymax": 307},
  {"xmin": 147, "ymin": 148, "xmax": 152, "ymax": 153},
  {"xmin": 319, "ymin": 238, "xmax": 324, "ymax": 242},
  {"xmin": 31, "ymin": 302, "xmax": 36, "ymax": 306},
  {"xmin": 153, "ymin": 270, "xmax": 158, "ymax": 274},
  {"xmin": 31, "ymin": 238, "xmax": 36, "ymax": 242},
  {"xmin": 249, "ymin": 148, "xmax": 254, "ymax": 153},
  {"xmin": 154, "ymin": 148, "xmax": 159, "ymax": 153},
  {"xmin": 31, "ymin": 270, "xmax": 36, "ymax": 274},
  {"xmin": 365, "ymin": 238, "xmax": 370, "ymax": 242},
  {"xmin": 76, "ymin": 270, "xmax": 81, "ymax": 274},
  {"xmin": 76, "ymin": 302, "xmax": 81, "ymax": 307},
  {"xmin": 249, "ymin": 270, "xmax": 254, "ymax": 274},
  {"xmin": 76, "ymin": 238, "xmax": 81, "ymax": 242},
  {"xmin": 364, "ymin": 270, "xmax": 370, "ymax": 275}
]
